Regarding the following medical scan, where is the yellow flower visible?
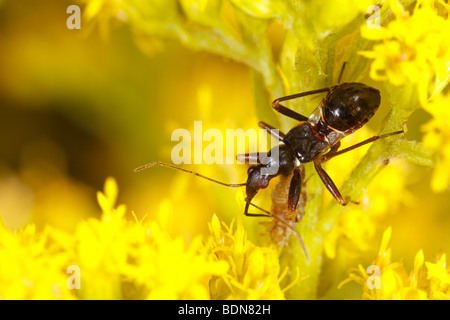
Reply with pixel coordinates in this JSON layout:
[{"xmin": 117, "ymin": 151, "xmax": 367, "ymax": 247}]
[
  {"xmin": 70, "ymin": 177, "xmax": 228, "ymax": 299},
  {"xmin": 421, "ymin": 94, "xmax": 450, "ymax": 192},
  {"xmin": 425, "ymin": 253, "xmax": 450, "ymax": 299},
  {"xmin": 340, "ymin": 227, "xmax": 424, "ymax": 299},
  {"xmin": 208, "ymin": 214, "xmax": 295, "ymax": 299},
  {"xmin": 306, "ymin": 0, "xmax": 381, "ymax": 33},
  {"xmin": 324, "ymin": 207, "xmax": 377, "ymax": 260},
  {"xmin": 128, "ymin": 202, "xmax": 229, "ymax": 300},
  {"xmin": 322, "ymin": 127, "xmax": 375, "ymax": 259},
  {"xmin": 78, "ymin": 0, "xmax": 128, "ymax": 39},
  {"xmin": 324, "ymin": 149, "xmax": 412, "ymax": 260},
  {"xmin": 360, "ymin": 0, "xmax": 450, "ymax": 104},
  {"xmin": 341, "ymin": 226, "xmax": 450, "ymax": 299},
  {"xmin": 0, "ymin": 220, "xmax": 75, "ymax": 299}
]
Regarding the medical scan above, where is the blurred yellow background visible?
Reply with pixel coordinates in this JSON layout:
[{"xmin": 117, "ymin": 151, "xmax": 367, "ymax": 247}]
[
  {"xmin": 1, "ymin": 0, "xmax": 450, "ymax": 299},
  {"xmin": 0, "ymin": 0, "xmax": 256, "ymax": 236}
]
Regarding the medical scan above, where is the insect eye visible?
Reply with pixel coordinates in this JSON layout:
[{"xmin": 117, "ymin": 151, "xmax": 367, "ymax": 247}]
[
  {"xmin": 258, "ymin": 178, "xmax": 269, "ymax": 189},
  {"xmin": 247, "ymin": 166, "xmax": 255, "ymax": 175}
]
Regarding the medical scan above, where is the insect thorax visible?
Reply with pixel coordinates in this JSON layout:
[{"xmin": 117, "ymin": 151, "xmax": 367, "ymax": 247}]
[{"xmin": 283, "ymin": 123, "xmax": 328, "ymax": 163}]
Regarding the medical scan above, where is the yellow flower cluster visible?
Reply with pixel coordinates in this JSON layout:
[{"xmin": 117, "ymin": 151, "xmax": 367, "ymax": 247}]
[
  {"xmin": 0, "ymin": 223, "xmax": 73, "ymax": 299},
  {"xmin": 1, "ymin": 178, "xmax": 229, "ymax": 299},
  {"xmin": 1, "ymin": 177, "xmax": 293, "ymax": 299},
  {"xmin": 323, "ymin": 125, "xmax": 412, "ymax": 260},
  {"xmin": 69, "ymin": 178, "xmax": 231, "ymax": 299},
  {"xmin": 361, "ymin": 0, "xmax": 450, "ymax": 192},
  {"xmin": 208, "ymin": 214, "xmax": 296, "ymax": 299},
  {"xmin": 361, "ymin": 0, "xmax": 450, "ymax": 104},
  {"xmin": 325, "ymin": 159, "xmax": 412, "ymax": 260},
  {"xmin": 341, "ymin": 227, "xmax": 450, "ymax": 299}
]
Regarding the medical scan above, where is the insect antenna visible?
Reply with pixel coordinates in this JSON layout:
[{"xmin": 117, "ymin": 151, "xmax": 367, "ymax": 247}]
[
  {"xmin": 134, "ymin": 161, "xmax": 246, "ymax": 187},
  {"xmin": 134, "ymin": 162, "xmax": 309, "ymax": 260}
]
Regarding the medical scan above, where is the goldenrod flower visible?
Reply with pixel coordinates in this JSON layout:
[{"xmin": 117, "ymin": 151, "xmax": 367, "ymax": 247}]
[
  {"xmin": 324, "ymin": 127, "xmax": 412, "ymax": 260},
  {"xmin": 325, "ymin": 161, "xmax": 412, "ymax": 261},
  {"xmin": 72, "ymin": 177, "xmax": 229, "ymax": 299},
  {"xmin": 361, "ymin": 0, "xmax": 450, "ymax": 104},
  {"xmin": 1, "ymin": 177, "xmax": 230, "ymax": 299},
  {"xmin": 208, "ymin": 214, "xmax": 295, "ymax": 299},
  {"xmin": 0, "ymin": 221, "xmax": 74, "ymax": 299},
  {"xmin": 426, "ymin": 253, "xmax": 450, "ymax": 299},
  {"xmin": 360, "ymin": 0, "xmax": 450, "ymax": 192},
  {"xmin": 341, "ymin": 226, "xmax": 450, "ymax": 299}
]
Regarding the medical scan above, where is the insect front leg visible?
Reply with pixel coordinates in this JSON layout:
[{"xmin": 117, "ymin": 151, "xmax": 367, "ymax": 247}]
[
  {"xmin": 243, "ymin": 200, "xmax": 272, "ymax": 218},
  {"xmin": 236, "ymin": 153, "xmax": 266, "ymax": 164},
  {"xmin": 287, "ymin": 167, "xmax": 303, "ymax": 221}
]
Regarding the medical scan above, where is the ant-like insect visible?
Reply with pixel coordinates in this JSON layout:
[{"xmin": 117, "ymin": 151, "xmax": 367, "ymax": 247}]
[
  {"xmin": 135, "ymin": 63, "xmax": 403, "ymax": 257},
  {"xmin": 236, "ymin": 62, "xmax": 403, "ymax": 220}
]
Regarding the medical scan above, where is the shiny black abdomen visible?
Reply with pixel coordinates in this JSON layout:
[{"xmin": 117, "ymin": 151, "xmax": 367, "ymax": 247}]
[
  {"xmin": 283, "ymin": 123, "xmax": 328, "ymax": 163},
  {"xmin": 323, "ymin": 82, "xmax": 380, "ymax": 132}
]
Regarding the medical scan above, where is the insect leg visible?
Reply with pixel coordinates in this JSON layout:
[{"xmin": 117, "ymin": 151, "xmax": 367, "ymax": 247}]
[
  {"xmin": 320, "ymin": 130, "xmax": 404, "ymax": 162},
  {"xmin": 337, "ymin": 62, "xmax": 347, "ymax": 85},
  {"xmin": 271, "ymin": 62, "xmax": 347, "ymax": 122},
  {"xmin": 246, "ymin": 201, "xmax": 309, "ymax": 261},
  {"xmin": 258, "ymin": 121, "xmax": 286, "ymax": 140},
  {"xmin": 243, "ymin": 200, "xmax": 272, "ymax": 217},
  {"xmin": 272, "ymin": 87, "xmax": 332, "ymax": 122},
  {"xmin": 236, "ymin": 153, "xmax": 266, "ymax": 164},
  {"xmin": 313, "ymin": 130, "xmax": 403, "ymax": 205},
  {"xmin": 287, "ymin": 167, "xmax": 302, "ymax": 220},
  {"xmin": 313, "ymin": 158, "xmax": 354, "ymax": 206}
]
